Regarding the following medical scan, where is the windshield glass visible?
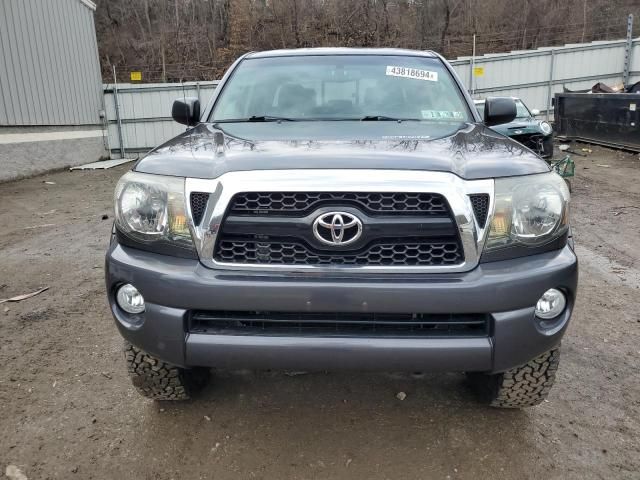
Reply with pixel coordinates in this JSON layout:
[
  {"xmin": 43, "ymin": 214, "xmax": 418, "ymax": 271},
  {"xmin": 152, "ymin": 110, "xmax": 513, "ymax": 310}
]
[
  {"xmin": 515, "ymin": 99, "xmax": 532, "ymax": 119},
  {"xmin": 209, "ymin": 55, "xmax": 472, "ymax": 123},
  {"xmin": 475, "ymin": 102, "xmax": 485, "ymax": 120}
]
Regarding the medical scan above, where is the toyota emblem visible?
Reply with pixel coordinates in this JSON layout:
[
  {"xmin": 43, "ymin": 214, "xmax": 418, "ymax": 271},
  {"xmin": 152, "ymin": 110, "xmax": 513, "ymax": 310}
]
[{"xmin": 312, "ymin": 212, "xmax": 363, "ymax": 246}]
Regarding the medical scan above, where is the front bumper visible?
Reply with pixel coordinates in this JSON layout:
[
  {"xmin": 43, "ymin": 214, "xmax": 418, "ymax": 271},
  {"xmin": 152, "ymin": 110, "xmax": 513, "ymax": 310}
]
[{"xmin": 106, "ymin": 242, "xmax": 578, "ymax": 374}]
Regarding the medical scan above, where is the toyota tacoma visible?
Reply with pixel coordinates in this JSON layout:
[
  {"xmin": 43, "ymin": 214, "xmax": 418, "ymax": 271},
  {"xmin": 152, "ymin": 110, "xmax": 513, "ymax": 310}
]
[{"xmin": 106, "ymin": 48, "xmax": 577, "ymax": 408}]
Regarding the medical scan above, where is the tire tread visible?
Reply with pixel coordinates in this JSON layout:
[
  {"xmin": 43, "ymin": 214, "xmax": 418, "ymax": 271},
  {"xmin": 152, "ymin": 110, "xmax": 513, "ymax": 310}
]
[
  {"xmin": 124, "ymin": 342, "xmax": 208, "ymax": 401},
  {"xmin": 489, "ymin": 347, "xmax": 560, "ymax": 408}
]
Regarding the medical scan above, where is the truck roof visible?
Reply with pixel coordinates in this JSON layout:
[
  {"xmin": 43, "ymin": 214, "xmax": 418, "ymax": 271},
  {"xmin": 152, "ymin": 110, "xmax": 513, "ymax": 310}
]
[{"xmin": 246, "ymin": 47, "xmax": 438, "ymax": 59}]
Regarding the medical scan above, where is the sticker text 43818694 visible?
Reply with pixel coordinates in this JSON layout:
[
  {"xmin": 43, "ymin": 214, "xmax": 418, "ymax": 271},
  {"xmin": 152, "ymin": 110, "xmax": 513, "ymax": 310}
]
[{"xmin": 385, "ymin": 66, "xmax": 438, "ymax": 82}]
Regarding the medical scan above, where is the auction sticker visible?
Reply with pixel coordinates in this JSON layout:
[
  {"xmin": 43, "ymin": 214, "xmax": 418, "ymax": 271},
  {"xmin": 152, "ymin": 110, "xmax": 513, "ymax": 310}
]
[{"xmin": 386, "ymin": 66, "xmax": 438, "ymax": 82}]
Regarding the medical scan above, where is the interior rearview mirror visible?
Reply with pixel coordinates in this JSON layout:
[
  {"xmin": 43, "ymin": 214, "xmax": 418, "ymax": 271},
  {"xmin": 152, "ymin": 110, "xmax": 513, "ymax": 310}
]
[
  {"xmin": 483, "ymin": 97, "xmax": 517, "ymax": 126},
  {"xmin": 172, "ymin": 98, "xmax": 201, "ymax": 126}
]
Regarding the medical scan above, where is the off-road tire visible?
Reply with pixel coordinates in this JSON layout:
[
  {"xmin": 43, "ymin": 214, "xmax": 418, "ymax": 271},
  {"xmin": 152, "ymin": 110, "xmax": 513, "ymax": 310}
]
[
  {"xmin": 470, "ymin": 347, "xmax": 560, "ymax": 408},
  {"xmin": 124, "ymin": 342, "xmax": 209, "ymax": 401}
]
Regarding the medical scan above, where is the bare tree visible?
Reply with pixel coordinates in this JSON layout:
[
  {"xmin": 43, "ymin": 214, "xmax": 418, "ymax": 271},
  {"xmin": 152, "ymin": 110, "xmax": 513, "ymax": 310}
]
[{"xmin": 94, "ymin": 0, "xmax": 640, "ymax": 82}]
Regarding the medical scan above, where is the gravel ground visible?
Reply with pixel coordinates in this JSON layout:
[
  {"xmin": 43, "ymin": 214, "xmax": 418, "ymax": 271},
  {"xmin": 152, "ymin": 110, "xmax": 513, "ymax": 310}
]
[{"xmin": 0, "ymin": 145, "xmax": 639, "ymax": 480}]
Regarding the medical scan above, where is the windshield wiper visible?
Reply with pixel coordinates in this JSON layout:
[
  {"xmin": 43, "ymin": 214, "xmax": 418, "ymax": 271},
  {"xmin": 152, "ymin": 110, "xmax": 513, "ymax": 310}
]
[
  {"xmin": 214, "ymin": 115, "xmax": 423, "ymax": 123},
  {"xmin": 360, "ymin": 115, "xmax": 421, "ymax": 122},
  {"xmin": 248, "ymin": 115, "xmax": 296, "ymax": 122},
  {"xmin": 214, "ymin": 115, "xmax": 296, "ymax": 123}
]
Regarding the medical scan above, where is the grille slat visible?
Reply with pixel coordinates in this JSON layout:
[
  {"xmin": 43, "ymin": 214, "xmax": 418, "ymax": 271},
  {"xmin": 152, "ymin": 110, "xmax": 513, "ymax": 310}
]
[
  {"xmin": 215, "ymin": 239, "xmax": 463, "ymax": 266},
  {"xmin": 190, "ymin": 192, "xmax": 210, "ymax": 226},
  {"xmin": 190, "ymin": 311, "xmax": 489, "ymax": 338},
  {"xmin": 230, "ymin": 192, "xmax": 449, "ymax": 216}
]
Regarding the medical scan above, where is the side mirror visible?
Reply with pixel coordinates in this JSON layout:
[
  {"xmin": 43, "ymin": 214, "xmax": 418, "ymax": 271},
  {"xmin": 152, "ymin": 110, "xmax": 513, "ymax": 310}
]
[
  {"xmin": 172, "ymin": 98, "xmax": 200, "ymax": 126},
  {"xmin": 484, "ymin": 97, "xmax": 517, "ymax": 126}
]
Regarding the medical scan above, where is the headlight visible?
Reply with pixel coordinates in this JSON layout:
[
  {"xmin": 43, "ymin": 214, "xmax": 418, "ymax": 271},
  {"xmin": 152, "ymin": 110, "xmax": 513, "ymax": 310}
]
[
  {"xmin": 114, "ymin": 171, "xmax": 194, "ymax": 252},
  {"xmin": 485, "ymin": 172, "xmax": 569, "ymax": 253},
  {"xmin": 539, "ymin": 121, "xmax": 552, "ymax": 135}
]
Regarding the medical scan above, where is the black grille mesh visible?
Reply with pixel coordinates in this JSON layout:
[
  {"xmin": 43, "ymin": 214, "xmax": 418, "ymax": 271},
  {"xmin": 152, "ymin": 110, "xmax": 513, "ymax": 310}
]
[
  {"xmin": 190, "ymin": 311, "xmax": 489, "ymax": 337},
  {"xmin": 229, "ymin": 192, "xmax": 449, "ymax": 216},
  {"xmin": 190, "ymin": 192, "xmax": 210, "ymax": 226},
  {"xmin": 469, "ymin": 194, "xmax": 490, "ymax": 228},
  {"xmin": 215, "ymin": 240, "xmax": 463, "ymax": 266}
]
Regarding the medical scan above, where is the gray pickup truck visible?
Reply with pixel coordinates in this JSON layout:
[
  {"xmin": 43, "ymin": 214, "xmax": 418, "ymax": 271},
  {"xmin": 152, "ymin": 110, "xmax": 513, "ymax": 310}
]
[{"xmin": 106, "ymin": 48, "xmax": 577, "ymax": 408}]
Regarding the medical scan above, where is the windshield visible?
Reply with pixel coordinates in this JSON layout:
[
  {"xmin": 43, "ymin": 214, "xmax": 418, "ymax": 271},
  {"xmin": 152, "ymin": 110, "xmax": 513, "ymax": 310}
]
[
  {"xmin": 475, "ymin": 102, "xmax": 485, "ymax": 120},
  {"xmin": 515, "ymin": 99, "xmax": 532, "ymax": 119},
  {"xmin": 209, "ymin": 55, "xmax": 472, "ymax": 123}
]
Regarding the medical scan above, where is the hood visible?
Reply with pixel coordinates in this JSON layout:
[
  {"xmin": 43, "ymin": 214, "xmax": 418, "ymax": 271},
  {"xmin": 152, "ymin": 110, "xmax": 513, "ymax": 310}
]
[{"xmin": 133, "ymin": 122, "xmax": 550, "ymax": 180}]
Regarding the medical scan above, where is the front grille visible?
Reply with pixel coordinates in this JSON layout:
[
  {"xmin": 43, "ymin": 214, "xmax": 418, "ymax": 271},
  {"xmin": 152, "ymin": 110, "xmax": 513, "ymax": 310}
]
[
  {"xmin": 190, "ymin": 192, "xmax": 210, "ymax": 226},
  {"xmin": 214, "ymin": 191, "xmax": 464, "ymax": 268},
  {"xmin": 510, "ymin": 133, "xmax": 545, "ymax": 153},
  {"xmin": 469, "ymin": 194, "xmax": 490, "ymax": 228},
  {"xmin": 229, "ymin": 192, "xmax": 449, "ymax": 216},
  {"xmin": 189, "ymin": 311, "xmax": 490, "ymax": 338},
  {"xmin": 216, "ymin": 239, "xmax": 462, "ymax": 266}
]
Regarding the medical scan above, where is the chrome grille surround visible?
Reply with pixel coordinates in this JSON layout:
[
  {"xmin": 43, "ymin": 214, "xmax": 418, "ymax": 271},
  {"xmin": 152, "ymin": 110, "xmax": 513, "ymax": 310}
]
[{"xmin": 185, "ymin": 170, "xmax": 494, "ymax": 274}]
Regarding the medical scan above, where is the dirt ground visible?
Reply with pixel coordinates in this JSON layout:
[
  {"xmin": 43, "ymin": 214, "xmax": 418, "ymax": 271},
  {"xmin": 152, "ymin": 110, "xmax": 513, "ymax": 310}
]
[{"xmin": 0, "ymin": 144, "xmax": 639, "ymax": 480}]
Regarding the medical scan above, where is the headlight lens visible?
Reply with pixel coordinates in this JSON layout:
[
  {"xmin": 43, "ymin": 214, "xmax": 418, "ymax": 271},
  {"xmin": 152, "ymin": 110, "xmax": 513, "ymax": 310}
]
[
  {"xmin": 511, "ymin": 183, "xmax": 565, "ymax": 241},
  {"xmin": 539, "ymin": 121, "xmax": 552, "ymax": 135},
  {"xmin": 119, "ymin": 182, "xmax": 168, "ymax": 234},
  {"xmin": 486, "ymin": 172, "xmax": 569, "ymax": 251},
  {"xmin": 114, "ymin": 172, "xmax": 193, "ymax": 250}
]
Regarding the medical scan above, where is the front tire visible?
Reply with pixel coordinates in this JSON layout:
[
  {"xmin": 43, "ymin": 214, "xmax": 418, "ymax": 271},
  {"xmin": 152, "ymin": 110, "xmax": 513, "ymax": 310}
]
[
  {"xmin": 470, "ymin": 347, "xmax": 560, "ymax": 408},
  {"xmin": 124, "ymin": 342, "xmax": 209, "ymax": 400}
]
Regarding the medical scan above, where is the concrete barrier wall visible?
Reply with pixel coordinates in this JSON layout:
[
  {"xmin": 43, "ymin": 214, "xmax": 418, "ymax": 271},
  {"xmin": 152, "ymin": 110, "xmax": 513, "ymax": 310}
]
[{"xmin": 0, "ymin": 126, "xmax": 109, "ymax": 183}]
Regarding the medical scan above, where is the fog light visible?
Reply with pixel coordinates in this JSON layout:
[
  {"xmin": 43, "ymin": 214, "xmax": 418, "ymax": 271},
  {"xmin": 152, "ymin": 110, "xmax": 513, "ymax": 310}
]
[
  {"xmin": 535, "ymin": 288, "xmax": 566, "ymax": 319},
  {"xmin": 116, "ymin": 284, "xmax": 145, "ymax": 314}
]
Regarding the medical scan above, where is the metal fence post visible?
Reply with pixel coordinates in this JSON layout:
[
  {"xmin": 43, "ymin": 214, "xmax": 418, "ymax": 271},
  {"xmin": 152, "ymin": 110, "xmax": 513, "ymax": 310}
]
[
  {"xmin": 623, "ymin": 14, "xmax": 634, "ymax": 86},
  {"xmin": 546, "ymin": 50, "xmax": 555, "ymax": 121},
  {"xmin": 112, "ymin": 65, "xmax": 126, "ymax": 159},
  {"xmin": 469, "ymin": 34, "xmax": 476, "ymax": 96}
]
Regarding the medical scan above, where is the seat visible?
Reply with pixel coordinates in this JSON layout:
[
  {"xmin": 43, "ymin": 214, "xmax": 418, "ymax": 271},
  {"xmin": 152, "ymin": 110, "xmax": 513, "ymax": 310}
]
[{"xmin": 277, "ymin": 84, "xmax": 316, "ymax": 117}]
